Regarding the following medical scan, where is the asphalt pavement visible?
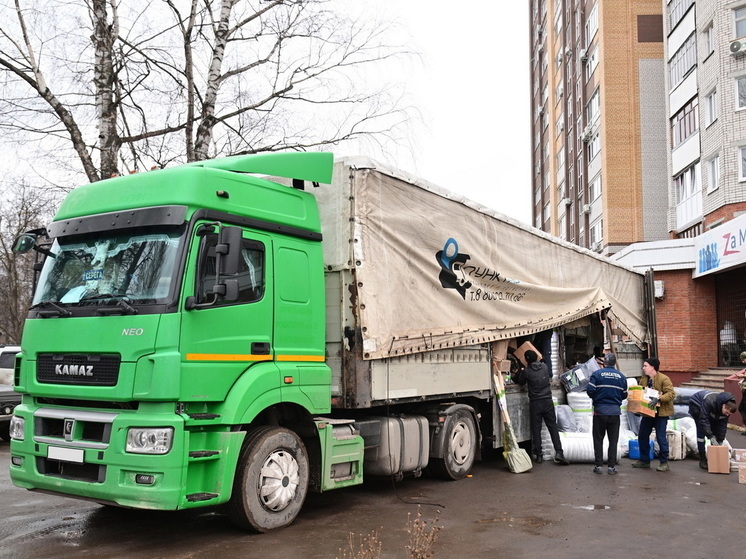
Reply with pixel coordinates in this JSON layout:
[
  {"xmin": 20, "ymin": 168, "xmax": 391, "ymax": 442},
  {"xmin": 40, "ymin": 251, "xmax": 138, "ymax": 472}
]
[{"xmin": 1, "ymin": 429, "xmax": 743, "ymax": 559}]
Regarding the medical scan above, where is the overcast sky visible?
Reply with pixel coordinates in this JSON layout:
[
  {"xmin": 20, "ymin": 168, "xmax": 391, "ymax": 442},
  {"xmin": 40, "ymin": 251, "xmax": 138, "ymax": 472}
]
[{"xmin": 346, "ymin": 2, "xmax": 533, "ymax": 224}]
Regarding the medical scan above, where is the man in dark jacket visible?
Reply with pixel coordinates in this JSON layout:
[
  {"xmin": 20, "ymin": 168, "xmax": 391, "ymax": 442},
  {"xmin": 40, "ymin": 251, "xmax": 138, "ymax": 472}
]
[
  {"xmin": 688, "ymin": 390, "xmax": 738, "ymax": 469},
  {"xmin": 514, "ymin": 350, "xmax": 569, "ymax": 465},
  {"xmin": 587, "ymin": 353, "xmax": 628, "ymax": 475}
]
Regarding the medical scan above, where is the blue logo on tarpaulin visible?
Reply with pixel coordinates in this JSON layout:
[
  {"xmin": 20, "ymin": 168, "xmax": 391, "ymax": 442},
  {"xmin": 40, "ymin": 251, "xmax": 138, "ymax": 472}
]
[{"xmin": 435, "ymin": 238, "xmax": 472, "ymax": 299}]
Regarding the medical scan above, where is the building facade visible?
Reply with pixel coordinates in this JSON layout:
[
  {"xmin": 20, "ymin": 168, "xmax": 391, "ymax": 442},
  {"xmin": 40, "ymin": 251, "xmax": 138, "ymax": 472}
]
[
  {"xmin": 529, "ymin": 0, "xmax": 669, "ymax": 256},
  {"xmin": 617, "ymin": 0, "xmax": 746, "ymax": 380}
]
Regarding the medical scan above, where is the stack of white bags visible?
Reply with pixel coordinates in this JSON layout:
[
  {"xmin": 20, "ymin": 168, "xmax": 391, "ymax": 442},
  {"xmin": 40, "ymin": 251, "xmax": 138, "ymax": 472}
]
[{"xmin": 540, "ymin": 378, "xmax": 700, "ymax": 463}]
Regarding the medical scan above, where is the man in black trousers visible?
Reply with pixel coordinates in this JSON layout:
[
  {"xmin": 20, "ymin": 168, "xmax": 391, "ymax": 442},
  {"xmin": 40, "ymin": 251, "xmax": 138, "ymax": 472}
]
[
  {"xmin": 587, "ymin": 353, "xmax": 628, "ymax": 475},
  {"xmin": 514, "ymin": 350, "xmax": 569, "ymax": 465}
]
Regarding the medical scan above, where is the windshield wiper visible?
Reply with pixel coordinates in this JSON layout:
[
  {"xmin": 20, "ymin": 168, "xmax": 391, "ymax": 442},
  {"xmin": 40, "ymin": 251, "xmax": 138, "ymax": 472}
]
[
  {"xmin": 94, "ymin": 297, "xmax": 138, "ymax": 315},
  {"xmin": 79, "ymin": 292, "xmax": 123, "ymax": 302},
  {"xmin": 30, "ymin": 301, "xmax": 72, "ymax": 318}
]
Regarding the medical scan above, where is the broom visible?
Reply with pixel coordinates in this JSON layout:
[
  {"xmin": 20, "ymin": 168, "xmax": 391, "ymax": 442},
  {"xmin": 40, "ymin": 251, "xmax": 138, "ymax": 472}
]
[{"xmin": 492, "ymin": 362, "xmax": 532, "ymax": 473}]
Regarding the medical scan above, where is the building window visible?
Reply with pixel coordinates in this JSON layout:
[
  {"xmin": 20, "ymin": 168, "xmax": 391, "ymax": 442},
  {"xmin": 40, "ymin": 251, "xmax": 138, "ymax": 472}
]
[
  {"xmin": 585, "ymin": 47, "xmax": 599, "ymax": 82},
  {"xmin": 586, "ymin": 88, "xmax": 600, "ymax": 124},
  {"xmin": 587, "ymin": 132, "xmax": 601, "ymax": 162},
  {"xmin": 737, "ymin": 77, "xmax": 746, "ymax": 109},
  {"xmin": 669, "ymin": 33, "xmax": 697, "ymax": 90},
  {"xmin": 705, "ymin": 23, "xmax": 716, "ymax": 55},
  {"xmin": 585, "ymin": 3, "xmax": 598, "ymax": 46},
  {"xmin": 739, "ymin": 147, "xmax": 746, "ymax": 181},
  {"xmin": 554, "ymin": 1, "xmax": 563, "ymax": 35},
  {"xmin": 704, "ymin": 90, "xmax": 718, "ymax": 127},
  {"xmin": 707, "ymin": 156, "xmax": 720, "ymax": 193},
  {"xmin": 668, "ymin": 0, "xmax": 694, "ymax": 32},
  {"xmin": 590, "ymin": 219, "xmax": 603, "ymax": 250},
  {"xmin": 674, "ymin": 165, "xmax": 699, "ymax": 203},
  {"xmin": 589, "ymin": 174, "xmax": 602, "ymax": 201},
  {"xmin": 543, "ymin": 202, "xmax": 550, "ymax": 224},
  {"xmin": 671, "ymin": 98, "xmax": 698, "ymax": 148},
  {"xmin": 736, "ymin": 7, "xmax": 746, "ymax": 38}
]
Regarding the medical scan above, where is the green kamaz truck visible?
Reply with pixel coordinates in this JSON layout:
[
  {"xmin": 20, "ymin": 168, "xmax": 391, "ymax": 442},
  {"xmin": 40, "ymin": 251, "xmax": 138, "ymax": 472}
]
[{"xmin": 9, "ymin": 152, "xmax": 651, "ymax": 531}]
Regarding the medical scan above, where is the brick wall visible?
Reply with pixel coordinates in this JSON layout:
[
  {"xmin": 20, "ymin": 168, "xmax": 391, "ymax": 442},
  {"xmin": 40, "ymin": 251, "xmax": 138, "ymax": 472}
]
[
  {"xmin": 705, "ymin": 202, "xmax": 746, "ymax": 229},
  {"xmin": 654, "ymin": 269, "xmax": 717, "ymax": 384}
]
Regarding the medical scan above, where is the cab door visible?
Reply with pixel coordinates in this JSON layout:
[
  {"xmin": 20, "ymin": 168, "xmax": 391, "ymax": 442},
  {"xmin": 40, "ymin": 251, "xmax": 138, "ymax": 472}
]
[{"xmin": 179, "ymin": 226, "xmax": 275, "ymax": 401}]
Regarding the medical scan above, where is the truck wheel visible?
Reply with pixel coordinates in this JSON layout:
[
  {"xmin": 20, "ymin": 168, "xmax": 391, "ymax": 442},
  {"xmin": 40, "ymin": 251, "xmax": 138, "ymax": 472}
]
[
  {"xmin": 226, "ymin": 426, "xmax": 309, "ymax": 532},
  {"xmin": 428, "ymin": 410, "xmax": 477, "ymax": 480}
]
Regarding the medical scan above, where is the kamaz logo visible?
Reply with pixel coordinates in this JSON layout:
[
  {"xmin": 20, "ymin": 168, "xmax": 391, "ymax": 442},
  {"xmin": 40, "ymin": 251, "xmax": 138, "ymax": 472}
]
[{"xmin": 55, "ymin": 364, "xmax": 94, "ymax": 377}]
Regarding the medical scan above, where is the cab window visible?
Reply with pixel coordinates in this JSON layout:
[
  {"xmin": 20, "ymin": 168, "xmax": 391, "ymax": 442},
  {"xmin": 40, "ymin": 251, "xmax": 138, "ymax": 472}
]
[{"xmin": 196, "ymin": 234, "xmax": 265, "ymax": 306}]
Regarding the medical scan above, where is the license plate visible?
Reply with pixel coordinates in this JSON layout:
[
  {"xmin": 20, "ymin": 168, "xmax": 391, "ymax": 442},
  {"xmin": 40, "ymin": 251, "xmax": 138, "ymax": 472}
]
[{"xmin": 48, "ymin": 446, "xmax": 84, "ymax": 464}]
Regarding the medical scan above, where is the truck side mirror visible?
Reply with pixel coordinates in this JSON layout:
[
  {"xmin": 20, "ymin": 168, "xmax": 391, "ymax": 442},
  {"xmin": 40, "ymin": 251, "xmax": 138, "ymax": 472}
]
[
  {"xmin": 13, "ymin": 234, "xmax": 37, "ymax": 254},
  {"xmin": 12, "ymin": 232, "xmax": 56, "ymax": 258},
  {"xmin": 217, "ymin": 226, "xmax": 243, "ymax": 276}
]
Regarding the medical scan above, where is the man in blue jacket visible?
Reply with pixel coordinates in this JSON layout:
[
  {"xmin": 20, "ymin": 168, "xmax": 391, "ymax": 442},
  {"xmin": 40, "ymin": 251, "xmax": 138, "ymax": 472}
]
[
  {"xmin": 688, "ymin": 390, "xmax": 737, "ymax": 469},
  {"xmin": 586, "ymin": 353, "xmax": 628, "ymax": 475}
]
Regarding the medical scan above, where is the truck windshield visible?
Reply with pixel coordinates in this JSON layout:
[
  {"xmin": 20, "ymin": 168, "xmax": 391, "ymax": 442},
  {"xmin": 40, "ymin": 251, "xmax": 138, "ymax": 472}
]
[{"xmin": 32, "ymin": 229, "xmax": 183, "ymax": 307}]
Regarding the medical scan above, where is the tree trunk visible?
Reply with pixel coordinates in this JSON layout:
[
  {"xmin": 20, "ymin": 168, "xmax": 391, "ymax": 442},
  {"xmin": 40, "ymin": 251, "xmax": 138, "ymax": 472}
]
[
  {"xmin": 92, "ymin": 0, "xmax": 121, "ymax": 178},
  {"xmin": 193, "ymin": 0, "xmax": 237, "ymax": 161}
]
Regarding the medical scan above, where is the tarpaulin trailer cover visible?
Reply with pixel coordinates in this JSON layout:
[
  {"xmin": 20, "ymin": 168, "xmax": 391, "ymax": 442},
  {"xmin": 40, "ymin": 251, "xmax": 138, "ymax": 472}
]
[{"xmin": 312, "ymin": 157, "xmax": 648, "ymax": 361}]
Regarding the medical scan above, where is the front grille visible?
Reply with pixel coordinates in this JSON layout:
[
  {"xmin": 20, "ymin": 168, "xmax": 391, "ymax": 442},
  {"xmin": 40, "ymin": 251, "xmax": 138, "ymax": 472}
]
[
  {"xmin": 37, "ymin": 354, "xmax": 120, "ymax": 386},
  {"xmin": 36, "ymin": 397, "xmax": 138, "ymax": 411},
  {"xmin": 36, "ymin": 415, "xmax": 112, "ymax": 444},
  {"xmin": 36, "ymin": 457, "xmax": 105, "ymax": 483}
]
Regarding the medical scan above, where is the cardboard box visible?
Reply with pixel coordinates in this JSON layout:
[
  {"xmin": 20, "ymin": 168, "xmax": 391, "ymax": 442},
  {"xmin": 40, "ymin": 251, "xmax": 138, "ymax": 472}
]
[
  {"xmin": 707, "ymin": 445, "xmax": 730, "ymax": 474},
  {"xmin": 733, "ymin": 448, "xmax": 746, "ymax": 462},
  {"xmin": 513, "ymin": 341, "xmax": 542, "ymax": 367},
  {"xmin": 628, "ymin": 386, "xmax": 643, "ymax": 401},
  {"xmin": 739, "ymin": 466, "xmax": 746, "ymax": 485},
  {"xmin": 628, "ymin": 399, "xmax": 655, "ymax": 417}
]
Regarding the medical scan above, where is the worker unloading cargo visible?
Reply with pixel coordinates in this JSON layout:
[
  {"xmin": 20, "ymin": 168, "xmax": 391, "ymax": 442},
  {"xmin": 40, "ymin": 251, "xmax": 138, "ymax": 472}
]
[
  {"xmin": 688, "ymin": 390, "xmax": 737, "ymax": 469},
  {"xmin": 514, "ymin": 350, "xmax": 569, "ymax": 465}
]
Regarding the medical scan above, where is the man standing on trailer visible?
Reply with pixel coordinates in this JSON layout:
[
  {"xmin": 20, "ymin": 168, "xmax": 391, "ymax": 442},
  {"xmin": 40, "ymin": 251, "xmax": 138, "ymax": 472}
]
[
  {"xmin": 513, "ymin": 350, "xmax": 570, "ymax": 465},
  {"xmin": 587, "ymin": 353, "xmax": 627, "ymax": 475}
]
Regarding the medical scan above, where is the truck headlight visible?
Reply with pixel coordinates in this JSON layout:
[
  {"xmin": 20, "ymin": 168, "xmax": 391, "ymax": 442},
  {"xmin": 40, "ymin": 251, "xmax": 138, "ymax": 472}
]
[
  {"xmin": 9, "ymin": 416, "xmax": 24, "ymax": 440},
  {"xmin": 126, "ymin": 427, "xmax": 173, "ymax": 455}
]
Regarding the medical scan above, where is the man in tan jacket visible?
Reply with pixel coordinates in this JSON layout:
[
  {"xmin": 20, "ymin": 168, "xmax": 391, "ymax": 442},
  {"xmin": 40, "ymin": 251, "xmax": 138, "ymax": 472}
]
[{"xmin": 631, "ymin": 357, "xmax": 675, "ymax": 471}]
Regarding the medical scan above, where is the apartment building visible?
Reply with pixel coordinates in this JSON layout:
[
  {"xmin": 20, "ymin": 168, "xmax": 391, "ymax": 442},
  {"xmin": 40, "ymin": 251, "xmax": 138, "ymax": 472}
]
[
  {"xmin": 530, "ymin": 0, "xmax": 669, "ymax": 256},
  {"xmin": 610, "ymin": 0, "xmax": 746, "ymax": 381}
]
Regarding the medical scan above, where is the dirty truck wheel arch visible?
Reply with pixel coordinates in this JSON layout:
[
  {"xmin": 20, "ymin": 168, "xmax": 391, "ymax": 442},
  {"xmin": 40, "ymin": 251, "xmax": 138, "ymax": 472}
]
[
  {"xmin": 428, "ymin": 408, "xmax": 478, "ymax": 480},
  {"xmin": 226, "ymin": 425, "xmax": 310, "ymax": 532}
]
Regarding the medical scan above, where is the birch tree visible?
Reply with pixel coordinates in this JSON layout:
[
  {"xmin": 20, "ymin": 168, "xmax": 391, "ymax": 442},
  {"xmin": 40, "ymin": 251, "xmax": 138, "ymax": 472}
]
[{"xmin": 0, "ymin": 0, "xmax": 411, "ymax": 181}]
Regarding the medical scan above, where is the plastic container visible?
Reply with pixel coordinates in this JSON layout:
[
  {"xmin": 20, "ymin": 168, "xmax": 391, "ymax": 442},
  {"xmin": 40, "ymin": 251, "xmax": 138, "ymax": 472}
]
[{"xmin": 628, "ymin": 439, "xmax": 655, "ymax": 460}]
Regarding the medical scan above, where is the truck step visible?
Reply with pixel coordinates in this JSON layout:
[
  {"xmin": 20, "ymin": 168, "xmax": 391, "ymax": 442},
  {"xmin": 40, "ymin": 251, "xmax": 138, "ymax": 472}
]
[
  {"xmin": 188, "ymin": 450, "xmax": 220, "ymax": 459},
  {"xmin": 187, "ymin": 413, "xmax": 221, "ymax": 420},
  {"xmin": 186, "ymin": 492, "xmax": 219, "ymax": 502}
]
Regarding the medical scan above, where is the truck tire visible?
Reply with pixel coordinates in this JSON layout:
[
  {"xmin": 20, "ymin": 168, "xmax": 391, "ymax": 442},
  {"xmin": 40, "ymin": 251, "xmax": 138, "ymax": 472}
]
[
  {"xmin": 226, "ymin": 426, "xmax": 309, "ymax": 532},
  {"xmin": 428, "ymin": 409, "xmax": 477, "ymax": 480}
]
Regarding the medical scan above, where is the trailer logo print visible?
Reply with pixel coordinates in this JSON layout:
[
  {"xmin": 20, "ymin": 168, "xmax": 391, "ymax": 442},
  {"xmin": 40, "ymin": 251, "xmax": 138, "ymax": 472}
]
[
  {"xmin": 435, "ymin": 238, "xmax": 529, "ymax": 303},
  {"xmin": 436, "ymin": 238, "xmax": 472, "ymax": 299}
]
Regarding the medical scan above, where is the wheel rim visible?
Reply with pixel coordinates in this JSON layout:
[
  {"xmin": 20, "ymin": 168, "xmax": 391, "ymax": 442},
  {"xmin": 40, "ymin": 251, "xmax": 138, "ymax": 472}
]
[
  {"xmin": 450, "ymin": 420, "xmax": 473, "ymax": 465},
  {"xmin": 259, "ymin": 449, "xmax": 300, "ymax": 512}
]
